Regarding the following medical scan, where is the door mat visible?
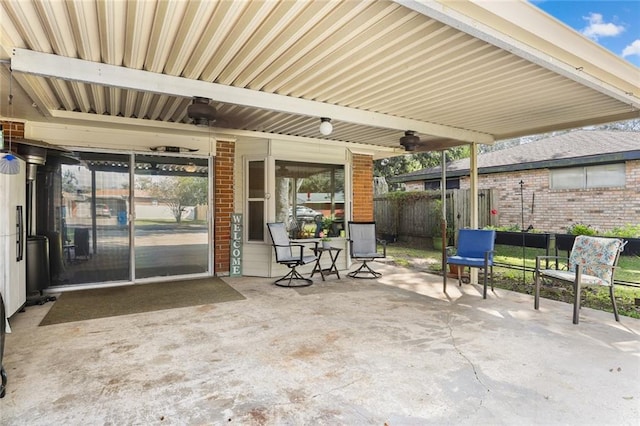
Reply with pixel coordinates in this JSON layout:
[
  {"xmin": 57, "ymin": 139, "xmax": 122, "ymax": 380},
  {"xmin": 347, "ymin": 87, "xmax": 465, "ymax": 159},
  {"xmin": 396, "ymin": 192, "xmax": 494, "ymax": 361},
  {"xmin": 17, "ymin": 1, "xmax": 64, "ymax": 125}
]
[{"xmin": 39, "ymin": 277, "xmax": 245, "ymax": 326}]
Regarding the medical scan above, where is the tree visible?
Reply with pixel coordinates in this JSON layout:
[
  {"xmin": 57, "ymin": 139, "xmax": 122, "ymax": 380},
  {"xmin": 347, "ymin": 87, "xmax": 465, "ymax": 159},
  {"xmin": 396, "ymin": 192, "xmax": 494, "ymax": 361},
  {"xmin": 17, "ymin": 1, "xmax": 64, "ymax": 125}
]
[
  {"xmin": 375, "ymin": 146, "xmax": 469, "ymax": 190},
  {"xmin": 135, "ymin": 176, "xmax": 152, "ymax": 190},
  {"xmin": 149, "ymin": 176, "xmax": 208, "ymax": 223},
  {"xmin": 62, "ymin": 169, "xmax": 78, "ymax": 193},
  {"xmin": 299, "ymin": 168, "xmax": 345, "ymax": 193}
]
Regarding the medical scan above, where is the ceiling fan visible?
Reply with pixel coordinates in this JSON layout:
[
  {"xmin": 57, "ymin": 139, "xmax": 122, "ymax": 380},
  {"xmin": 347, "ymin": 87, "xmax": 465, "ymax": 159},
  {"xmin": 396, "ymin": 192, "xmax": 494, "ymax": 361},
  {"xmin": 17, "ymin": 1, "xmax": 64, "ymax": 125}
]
[
  {"xmin": 399, "ymin": 131, "xmax": 462, "ymax": 152},
  {"xmin": 186, "ymin": 96, "xmax": 217, "ymax": 127},
  {"xmin": 185, "ymin": 96, "xmax": 242, "ymax": 130},
  {"xmin": 399, "ymin": 130, "xmax": 421, "ymax": 151}
]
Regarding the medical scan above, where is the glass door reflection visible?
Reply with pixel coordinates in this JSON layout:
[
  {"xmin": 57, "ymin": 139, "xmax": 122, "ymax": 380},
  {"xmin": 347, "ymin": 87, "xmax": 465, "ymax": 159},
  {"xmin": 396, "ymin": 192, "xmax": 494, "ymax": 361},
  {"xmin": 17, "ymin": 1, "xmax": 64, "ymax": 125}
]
[
  {"xmin": 133, "ymin": 155, "xmax": 209, "ymax": 279},
  {"xmin": 59, "ymin": 153, "xmax": 131, "ymax": 284}
]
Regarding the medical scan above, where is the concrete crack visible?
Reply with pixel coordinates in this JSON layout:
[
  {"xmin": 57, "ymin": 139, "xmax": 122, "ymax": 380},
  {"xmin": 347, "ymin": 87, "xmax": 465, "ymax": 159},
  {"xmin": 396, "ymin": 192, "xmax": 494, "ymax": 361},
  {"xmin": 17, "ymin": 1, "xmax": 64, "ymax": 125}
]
[
  {"xmin": 312, "ymin": 378, "xmax": 363, "ymax": 399},
  {"xmin": 446, "ymin": 314, "xmax": 490, "ymax": 398}
]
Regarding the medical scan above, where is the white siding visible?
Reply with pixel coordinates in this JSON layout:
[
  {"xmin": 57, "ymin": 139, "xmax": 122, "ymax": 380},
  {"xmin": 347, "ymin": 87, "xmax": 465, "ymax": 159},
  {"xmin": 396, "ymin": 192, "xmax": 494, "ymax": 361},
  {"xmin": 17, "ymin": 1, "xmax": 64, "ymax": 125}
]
[
  {"xmin": 234, "ymin": 137, "xmax": 270, "ymax": 276},
  {"xmin": 234, "ymin": 137, "xmax": 351, "ymax": 278}
]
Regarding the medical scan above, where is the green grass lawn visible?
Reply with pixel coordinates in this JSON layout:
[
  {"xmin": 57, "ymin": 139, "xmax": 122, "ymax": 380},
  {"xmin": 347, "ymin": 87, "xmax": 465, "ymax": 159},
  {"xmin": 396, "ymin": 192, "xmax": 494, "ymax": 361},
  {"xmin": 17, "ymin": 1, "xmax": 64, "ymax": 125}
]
[{"xmin": 384, "ymin": 242, "xmax": 640, "ymax": 319}]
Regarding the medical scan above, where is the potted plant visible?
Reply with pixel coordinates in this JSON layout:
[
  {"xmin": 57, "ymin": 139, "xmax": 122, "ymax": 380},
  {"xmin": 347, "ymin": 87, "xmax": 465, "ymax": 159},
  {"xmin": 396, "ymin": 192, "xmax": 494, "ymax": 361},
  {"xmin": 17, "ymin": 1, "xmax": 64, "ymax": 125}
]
[
  {"xmin": 490, "ymin": 225, "xmax": 552, "ymax": 249},
  {"xmin": 444, "ymin": 246, "xmax": 465, "ymax": 277},
  {"xmin": 432, "ymin": 226, "xmax": 444, "ymax": 250},
  {"xmin": 431, "ymin": 199, "xmax": 448, "ymax": 249},
  {"xmin": 604, "ymin": 223, "xmax": 640, "ymax": 256},
  {"xmin": 433, "ymin": 224, "xmax": 455, "ymax": 250},
  {"xmin": 319, "ymin": 231, "xmax": 332, "ymax": 249},
  {"xmin": 557, "ymin": 223, "xmax": 640, "ymax": 257},
  {"xmin": 556, "ymin": 223, "xmax": 598, "ymax": 255},
  {"xmin": 322, "ymin": 216, "xmax": 335, "ymax": 237}
]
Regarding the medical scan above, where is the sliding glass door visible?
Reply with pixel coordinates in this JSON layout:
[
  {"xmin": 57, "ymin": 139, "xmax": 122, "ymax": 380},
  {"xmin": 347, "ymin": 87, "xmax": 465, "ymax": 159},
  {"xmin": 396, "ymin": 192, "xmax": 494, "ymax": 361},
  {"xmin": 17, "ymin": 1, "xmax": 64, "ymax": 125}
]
[
  {"xmin": 59, "ymin": 152, "xmax": 131, "ymax": 284},
  {"xmin": 56, "ymin": 152, "xmax": 210, "ymax": 286},
  {"xmin": 133, "ymin": 155, "xmax": 209, "ymax": 279}
]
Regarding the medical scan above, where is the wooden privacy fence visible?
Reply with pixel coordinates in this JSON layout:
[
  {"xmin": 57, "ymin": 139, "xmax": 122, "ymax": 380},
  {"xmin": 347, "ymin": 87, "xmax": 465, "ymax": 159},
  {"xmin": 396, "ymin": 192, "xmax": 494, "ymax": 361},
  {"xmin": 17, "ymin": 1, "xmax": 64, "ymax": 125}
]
[{"xmin": 374, "ymin": 189, "xmax": 496, "ymax": 242}]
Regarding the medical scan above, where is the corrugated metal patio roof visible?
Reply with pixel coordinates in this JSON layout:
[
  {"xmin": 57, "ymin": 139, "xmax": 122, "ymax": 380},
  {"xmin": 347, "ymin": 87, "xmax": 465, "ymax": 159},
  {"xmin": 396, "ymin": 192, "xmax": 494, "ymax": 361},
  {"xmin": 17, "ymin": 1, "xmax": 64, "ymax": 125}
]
[{"xmin": 0, "ymin": 0, "xmax": 638, "ymax": 153}]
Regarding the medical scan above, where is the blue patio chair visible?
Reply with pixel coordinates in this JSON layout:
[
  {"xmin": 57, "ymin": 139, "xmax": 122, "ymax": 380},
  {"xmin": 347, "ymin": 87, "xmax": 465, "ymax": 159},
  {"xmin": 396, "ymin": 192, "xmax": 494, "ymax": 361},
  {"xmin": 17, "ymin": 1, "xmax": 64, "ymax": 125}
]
[
  {"xmin": 534, "ymin": 235, "xmax": 626, "ymax": 324},
  {"xmin": 267, "ymin": 222, "xmax": 317, "ymax": 287},
  {"xmin": 444, "ymin": 229, "xmax": 496, "ymax": 298}
]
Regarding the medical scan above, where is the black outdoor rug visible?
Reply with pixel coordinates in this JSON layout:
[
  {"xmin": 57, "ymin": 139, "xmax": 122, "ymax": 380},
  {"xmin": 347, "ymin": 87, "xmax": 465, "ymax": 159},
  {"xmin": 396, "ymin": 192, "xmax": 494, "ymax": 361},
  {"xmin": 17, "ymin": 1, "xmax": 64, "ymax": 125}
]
[{"xmin": 39, "ymin": 277, "xmax": 245, "ymax": 326}]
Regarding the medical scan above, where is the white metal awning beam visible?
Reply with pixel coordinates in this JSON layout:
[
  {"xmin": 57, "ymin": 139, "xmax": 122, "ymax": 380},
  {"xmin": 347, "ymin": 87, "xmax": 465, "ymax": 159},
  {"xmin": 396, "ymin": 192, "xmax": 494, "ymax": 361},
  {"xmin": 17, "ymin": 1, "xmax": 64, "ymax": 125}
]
[{"xmin": 10, "ymin": 47, "xmax": 494, "ymax": 144}]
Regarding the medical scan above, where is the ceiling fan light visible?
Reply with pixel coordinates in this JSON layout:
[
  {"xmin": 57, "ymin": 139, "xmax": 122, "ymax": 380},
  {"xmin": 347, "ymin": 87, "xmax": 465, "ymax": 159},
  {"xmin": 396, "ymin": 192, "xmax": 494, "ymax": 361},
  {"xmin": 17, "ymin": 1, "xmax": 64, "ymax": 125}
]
[
  {"xmin": 187, "ymin": 97, "xmax": 216, "ymax": 126},
  {"xmin": 192, "ymin": 117, "xmax": 210, "ymax": 127},
  {"xmin": 319, "ymin": 117, "xmax": 333, "ymax": 136},
  {"xmin": 400, "ymin": 130, "xmax": 420, "ymax": 151}
]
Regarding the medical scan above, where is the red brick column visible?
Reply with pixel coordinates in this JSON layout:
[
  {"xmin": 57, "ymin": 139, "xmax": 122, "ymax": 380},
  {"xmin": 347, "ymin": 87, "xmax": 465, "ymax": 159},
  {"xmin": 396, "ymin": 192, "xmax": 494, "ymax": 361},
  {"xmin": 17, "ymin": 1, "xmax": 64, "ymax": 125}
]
[
  {"xmin": 214, "ymin": 141, "xmax": 235, "ymax": 275},
  {"xmin": 352, "ymin": 154, "xmax": 374, "ymax": 222},
  {"xmin": 0, "ymin": 120, "xmax": 25, "ymax": 139}
]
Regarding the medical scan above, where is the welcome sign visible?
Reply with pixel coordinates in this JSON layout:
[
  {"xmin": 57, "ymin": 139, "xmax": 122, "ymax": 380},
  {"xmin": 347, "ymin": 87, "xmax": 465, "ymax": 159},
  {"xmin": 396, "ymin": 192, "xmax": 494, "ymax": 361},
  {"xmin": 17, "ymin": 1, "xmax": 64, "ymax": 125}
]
[{"xmin": 230, "ymin": 213, "xmax": 242, "ymax": 277}]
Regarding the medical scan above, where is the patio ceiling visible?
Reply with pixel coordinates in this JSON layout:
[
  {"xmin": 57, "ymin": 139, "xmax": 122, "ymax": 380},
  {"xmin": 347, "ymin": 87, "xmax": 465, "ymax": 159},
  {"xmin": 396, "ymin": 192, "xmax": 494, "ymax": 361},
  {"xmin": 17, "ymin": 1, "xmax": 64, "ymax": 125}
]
[{"xmin": 0, "ymin": 0, "xmax": 638, "ymax": 153}]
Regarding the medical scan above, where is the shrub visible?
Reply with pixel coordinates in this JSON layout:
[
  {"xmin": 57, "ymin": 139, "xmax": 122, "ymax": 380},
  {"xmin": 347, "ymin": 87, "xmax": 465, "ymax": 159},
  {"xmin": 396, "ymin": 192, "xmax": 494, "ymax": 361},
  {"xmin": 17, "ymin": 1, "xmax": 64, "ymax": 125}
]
[
  {"xmin": 484, "ymin": 224, "xmax": 521, "ymax": 232},
  {"xmin": 566, "ymin": 223, "xmax": 598, "ymax": 236},
  {"xmin": 603, "ymin": 224, "xmax": 640, "ymax": 238}
]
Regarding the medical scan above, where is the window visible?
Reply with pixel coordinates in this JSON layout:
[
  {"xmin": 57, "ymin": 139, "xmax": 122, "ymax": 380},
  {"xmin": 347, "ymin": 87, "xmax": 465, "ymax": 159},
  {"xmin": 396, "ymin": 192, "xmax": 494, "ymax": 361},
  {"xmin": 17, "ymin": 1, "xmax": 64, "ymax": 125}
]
[
  {"xmin": 424, "ymin": 178, "xmax": 460, "ymax": 191},
  {"xmin": 247, "ymin": 160, "xmax": 265, "ymax": 241},
  {"xmin": 550, "ymin": 163, "xmax": 625, "ymax": 189},
  {"xmin": 275, "ymin": 160, "xmax": 344, "ymax": 239}
]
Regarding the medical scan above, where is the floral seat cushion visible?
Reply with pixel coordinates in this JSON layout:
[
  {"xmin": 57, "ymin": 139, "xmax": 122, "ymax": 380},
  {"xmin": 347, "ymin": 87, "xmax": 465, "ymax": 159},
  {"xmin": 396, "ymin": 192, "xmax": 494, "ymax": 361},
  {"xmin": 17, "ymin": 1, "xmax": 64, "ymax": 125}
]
[{"xmin": 567, "ymin": 235, "xmax": 623, "ymax": 286}]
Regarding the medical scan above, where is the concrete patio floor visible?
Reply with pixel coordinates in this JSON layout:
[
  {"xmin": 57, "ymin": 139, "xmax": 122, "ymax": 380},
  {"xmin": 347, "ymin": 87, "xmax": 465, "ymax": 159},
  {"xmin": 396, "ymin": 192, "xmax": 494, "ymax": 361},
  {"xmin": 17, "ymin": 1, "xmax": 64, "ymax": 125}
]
[{"xmin": 1, "ymin": 263, "xmax": 639, "ymax": 425}]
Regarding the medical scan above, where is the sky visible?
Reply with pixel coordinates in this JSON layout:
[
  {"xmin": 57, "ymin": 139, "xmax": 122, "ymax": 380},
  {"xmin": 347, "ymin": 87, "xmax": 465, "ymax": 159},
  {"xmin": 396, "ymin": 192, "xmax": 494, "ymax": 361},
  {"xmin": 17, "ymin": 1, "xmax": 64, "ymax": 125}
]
[{"xmin": 530, "ymin": 0, "xmax": 640, "ymax": 67}]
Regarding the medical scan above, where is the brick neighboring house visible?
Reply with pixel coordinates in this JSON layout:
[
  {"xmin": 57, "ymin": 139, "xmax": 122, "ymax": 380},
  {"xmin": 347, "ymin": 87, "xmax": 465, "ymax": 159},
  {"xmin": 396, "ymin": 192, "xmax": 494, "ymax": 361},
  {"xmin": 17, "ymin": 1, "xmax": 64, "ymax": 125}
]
[{"xmin": 390, "ymin": 130, "xmax": 640, "ymax": 234}]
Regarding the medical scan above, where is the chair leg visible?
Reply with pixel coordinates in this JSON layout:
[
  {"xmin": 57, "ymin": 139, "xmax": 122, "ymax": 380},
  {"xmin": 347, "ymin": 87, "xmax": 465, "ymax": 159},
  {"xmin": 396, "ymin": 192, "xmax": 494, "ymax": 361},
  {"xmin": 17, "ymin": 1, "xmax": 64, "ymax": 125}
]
[
  {"xmin": 443, "ymin": 262, "xmax": 447, "ymax": 293},
  {"xmin": 609, "ymin": 286, "xmax": 620, "ymax": 322},
  {"xmin": 457, "ymin": 266, "xmax": 462, "ymax": 286},
  {"xmin": 534, "ymin": 270, "xmax": 541, "ymax": 310},
  {"xmin": 274, "ymin": 267, "xmax": 313, "ymax": 287},
  {"xmin": 489, "ymin": 264, "xmax": 494, "ymax": 292},
  {"xmin": 0, "ymin": 366, "xmax": 6, "ymax": 398},
  {"xmin": 482, "ymin": 266, "xmax": 488, "ymax": 299},
  {"xmin": 348, "ymin": 261, "xmax": 382, "ymax": 279}
]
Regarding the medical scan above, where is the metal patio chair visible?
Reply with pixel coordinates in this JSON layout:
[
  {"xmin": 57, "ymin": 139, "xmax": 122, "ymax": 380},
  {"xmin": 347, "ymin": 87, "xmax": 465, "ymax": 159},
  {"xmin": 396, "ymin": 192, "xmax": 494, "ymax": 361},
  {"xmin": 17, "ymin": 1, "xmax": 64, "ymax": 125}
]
[
  {"xmin": 347, "ymin": 221, "xmax": 387, "ymax": 279},
  {"xmin": 444, "ymin": 229, "xmax": 496, "ymax": 298},
  {"xmin": 267, "ymin": 222, "xmax": 317, "ymax": 287},
  {"xmin": 534, "ymin": 235, "xmax": 626, "ymax": 324}
]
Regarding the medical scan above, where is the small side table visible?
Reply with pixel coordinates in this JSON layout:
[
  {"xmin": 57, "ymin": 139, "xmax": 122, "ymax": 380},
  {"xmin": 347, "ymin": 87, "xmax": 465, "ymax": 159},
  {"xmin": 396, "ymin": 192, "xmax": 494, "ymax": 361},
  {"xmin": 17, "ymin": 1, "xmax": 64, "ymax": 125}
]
[{"xmin": 311, "ymin": 246, "xmax": 342, "ymax": 281}]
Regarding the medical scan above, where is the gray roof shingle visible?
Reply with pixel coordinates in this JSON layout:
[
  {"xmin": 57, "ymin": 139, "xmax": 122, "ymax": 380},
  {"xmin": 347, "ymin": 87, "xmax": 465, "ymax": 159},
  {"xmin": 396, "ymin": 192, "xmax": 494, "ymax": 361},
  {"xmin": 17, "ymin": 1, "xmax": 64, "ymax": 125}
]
[{"xmin": 393, "ymin": 130, "xmax": 640, "ymax": 182}]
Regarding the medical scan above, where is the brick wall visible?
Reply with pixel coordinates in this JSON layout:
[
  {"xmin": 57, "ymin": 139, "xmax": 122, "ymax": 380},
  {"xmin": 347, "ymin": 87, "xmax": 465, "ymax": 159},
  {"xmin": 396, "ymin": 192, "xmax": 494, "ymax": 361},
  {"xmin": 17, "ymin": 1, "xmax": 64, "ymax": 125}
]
[
  {"xmin": 0, "ymin": 120, "xmax": 25, "ymax": 140},
  {"xmin": 459, "ymin": 160, "xmax": 640, "ymax": 233},
  {"xmin": 214, "ymin": 141, "xmax": 235, "ymax": 275},
  {"xmin": 404, "ymin": 182, "xmax": 424, "ymax": 192},
  {"xmin": 352, "ymin": 154, "xmax": 374, "ymax": 221}
]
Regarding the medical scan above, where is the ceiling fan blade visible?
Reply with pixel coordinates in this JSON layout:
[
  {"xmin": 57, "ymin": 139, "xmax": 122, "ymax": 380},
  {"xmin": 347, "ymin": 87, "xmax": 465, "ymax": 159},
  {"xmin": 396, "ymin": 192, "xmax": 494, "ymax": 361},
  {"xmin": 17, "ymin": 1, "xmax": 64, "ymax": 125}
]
[
  {"xmin": 187, "ymin": 97, "xmax": 217, "ymax": 126},
  {"xmin": 412, "ymin": 139, "xmax": 468, "ymax": 152}
]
